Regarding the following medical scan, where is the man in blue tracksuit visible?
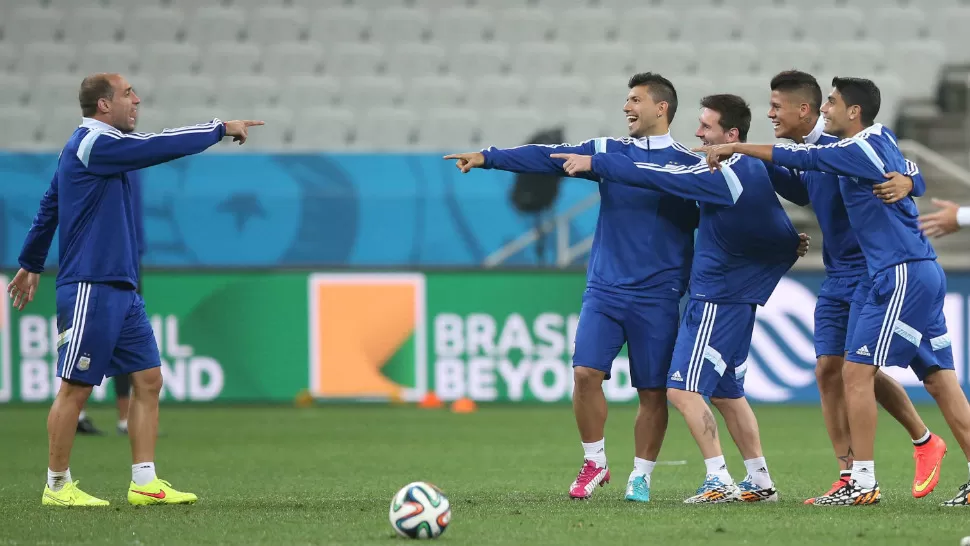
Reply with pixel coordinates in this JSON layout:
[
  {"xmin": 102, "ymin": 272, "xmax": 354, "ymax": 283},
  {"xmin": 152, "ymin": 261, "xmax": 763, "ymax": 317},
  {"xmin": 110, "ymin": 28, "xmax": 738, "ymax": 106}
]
[{"xmin": 7, "ymin": 72, "xmax": 262, "ymax": 507}]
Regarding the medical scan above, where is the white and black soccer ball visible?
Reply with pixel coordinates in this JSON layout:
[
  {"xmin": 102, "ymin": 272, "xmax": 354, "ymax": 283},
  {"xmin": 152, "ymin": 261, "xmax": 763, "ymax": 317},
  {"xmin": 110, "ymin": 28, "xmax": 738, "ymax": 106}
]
[{"xmin": 389, "ymin": 481, "xmax": 451, "ymax": 539}]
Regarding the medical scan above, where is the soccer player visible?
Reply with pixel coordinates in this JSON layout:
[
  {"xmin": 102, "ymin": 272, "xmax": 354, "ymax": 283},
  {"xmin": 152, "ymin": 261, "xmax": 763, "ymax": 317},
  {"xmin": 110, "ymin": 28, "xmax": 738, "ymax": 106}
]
[
  {"xmin": 6, "ymin": 73, "xmax": 262, "ymax": 507},
  {"xmin": 701, "ymin": 77, "xmax": 970, "ymax": 506},
  {"xmin": 76, "ymin": 169, "xmax": 144, "ymax": 437},
  {"xmin": 919, "ymin": 198, "xmax": 970, "ymax": 238},
  {"xmin": 552, "ymin": 94, "xmax": 805, "ymax": 504},
  {"xmin": 445, "ymin": 73, "xmax": 704, "ymax": 502},
  {"xmin": 764, "ymin": 71, "xmax": 946, "ymax": 503}
]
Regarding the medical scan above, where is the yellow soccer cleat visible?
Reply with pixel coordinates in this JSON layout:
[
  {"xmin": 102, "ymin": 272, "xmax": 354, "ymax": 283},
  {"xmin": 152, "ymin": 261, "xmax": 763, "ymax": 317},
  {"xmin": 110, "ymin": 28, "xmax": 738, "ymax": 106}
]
[
  {"xmin": 42, "ymin": 481, "xmax": 110, "ymax": 507},
  {"xmin": 128, "ymin": 478, "xmax": 198, "ymax": 506}
]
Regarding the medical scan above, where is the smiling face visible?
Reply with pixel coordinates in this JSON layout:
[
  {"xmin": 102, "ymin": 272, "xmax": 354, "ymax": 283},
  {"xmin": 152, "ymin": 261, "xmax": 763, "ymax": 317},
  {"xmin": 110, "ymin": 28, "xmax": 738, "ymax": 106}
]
[
  {"xmin": 624, "ymin": 84, "xmax": 664, "ymax": 137},
  {"xmin": 820, "ymin": 87, "xmax": 852, "ymax": 138},
  {"xmin": 768, "ymin": 89, "xmax": 811, "ymax": 141}
]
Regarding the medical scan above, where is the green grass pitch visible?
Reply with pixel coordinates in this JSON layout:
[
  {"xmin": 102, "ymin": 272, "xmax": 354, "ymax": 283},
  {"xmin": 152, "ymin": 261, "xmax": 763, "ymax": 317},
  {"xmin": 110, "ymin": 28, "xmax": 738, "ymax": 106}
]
[{"xmin": 2, "ymin": 404, "xmax": 970, "ymax": 545}]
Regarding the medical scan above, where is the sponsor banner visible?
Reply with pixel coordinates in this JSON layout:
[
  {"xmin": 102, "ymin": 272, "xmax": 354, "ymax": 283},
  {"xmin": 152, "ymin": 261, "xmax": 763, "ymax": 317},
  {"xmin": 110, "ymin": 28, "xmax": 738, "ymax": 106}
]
[
  {"xmin": 1, "ymin": 272, "xmax": 308, "ymax": 403},
  {"xmin": 309, "ymin": 272, "xmax": 970, "ymax": 404}
]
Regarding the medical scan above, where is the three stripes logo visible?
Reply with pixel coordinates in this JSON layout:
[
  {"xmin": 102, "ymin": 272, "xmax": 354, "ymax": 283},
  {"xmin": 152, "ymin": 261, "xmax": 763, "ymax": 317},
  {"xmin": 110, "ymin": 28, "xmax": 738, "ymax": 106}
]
[{"xmin": 307, "ymin": 273, "xmax": 427, "ymax": 402}]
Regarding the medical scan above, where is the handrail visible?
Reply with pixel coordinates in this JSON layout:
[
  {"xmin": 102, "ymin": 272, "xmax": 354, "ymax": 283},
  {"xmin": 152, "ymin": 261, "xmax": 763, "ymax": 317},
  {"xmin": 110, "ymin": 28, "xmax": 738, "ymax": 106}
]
[
  {"xmin": 898, "ymin": 139, "xmax": 970, "ymax": 188},
  {"xmin": 482, "ymin": 192, "xmax": 600, "ymax": 267}
]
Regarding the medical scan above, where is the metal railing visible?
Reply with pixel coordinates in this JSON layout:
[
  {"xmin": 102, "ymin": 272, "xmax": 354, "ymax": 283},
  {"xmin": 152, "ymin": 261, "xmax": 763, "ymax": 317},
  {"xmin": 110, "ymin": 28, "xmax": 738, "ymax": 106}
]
[{"xmin": 899, "ymin": 139, "xmax": 970, "ymax": 188}]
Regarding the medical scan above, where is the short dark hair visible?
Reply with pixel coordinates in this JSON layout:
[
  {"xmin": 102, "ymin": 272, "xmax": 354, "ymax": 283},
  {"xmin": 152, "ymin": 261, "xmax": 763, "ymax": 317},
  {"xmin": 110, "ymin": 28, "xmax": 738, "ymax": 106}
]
[
  {"xmin": 769, "ymin": 70, "xmax": 822, "ymax": 113},
  {"xmin": 628, "ymin": 72, "xmax": 678, "ymax": 124},
  {"xmin": 700, "ymin": 94, "xmax": 752, "ymax": 142},
  {"xmin": 832, "ymin": 77, "xmax": 880, "ymax": 126},
  {"xmin": 78, "ymin": 74, "xmax": 115, "ymax": 117}
]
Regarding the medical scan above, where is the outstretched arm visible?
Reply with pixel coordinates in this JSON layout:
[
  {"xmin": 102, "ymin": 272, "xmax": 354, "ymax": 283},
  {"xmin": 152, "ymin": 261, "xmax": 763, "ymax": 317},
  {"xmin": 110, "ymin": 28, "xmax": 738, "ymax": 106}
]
[
  {"xmin": 18, "ymin": 172, "xmax": 59, "ymax": 274},
  {"xmin": 764, "ymin": 163, "xmax": 810, "ymax": 206},
  {"xmin": 575, "ymin": 152, "xmax": 742, "ymax": 206},
  {"xmin": 445, "ymin": 139, "xmax": 603, "ymax": 180},
  {"xmin": 82, "ymin": 119, "xmax": 262, "ymax": 176}
]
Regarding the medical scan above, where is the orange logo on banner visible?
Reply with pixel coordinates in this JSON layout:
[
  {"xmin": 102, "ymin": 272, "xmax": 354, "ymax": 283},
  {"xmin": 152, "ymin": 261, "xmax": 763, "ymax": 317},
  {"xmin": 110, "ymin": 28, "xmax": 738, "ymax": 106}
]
[{"xmin": 309, "ymin": 275, "xmax": 422, "ymax": 398}]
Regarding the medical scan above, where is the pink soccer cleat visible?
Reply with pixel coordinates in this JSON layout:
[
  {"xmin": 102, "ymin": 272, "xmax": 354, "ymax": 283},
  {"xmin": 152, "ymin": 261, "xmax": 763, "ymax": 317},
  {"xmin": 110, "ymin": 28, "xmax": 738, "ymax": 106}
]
[{"xmin": 569, "ymin": 459, "xmax": 610, "ymax": 499}]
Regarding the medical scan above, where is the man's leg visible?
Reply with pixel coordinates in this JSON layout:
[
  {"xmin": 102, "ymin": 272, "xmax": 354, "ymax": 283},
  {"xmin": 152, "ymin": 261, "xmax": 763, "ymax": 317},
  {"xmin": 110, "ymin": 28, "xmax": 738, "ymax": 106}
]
[
  {"xmin": 874, "ymin": 370, "xmax": 928, "ymax": 440},
  {"xmin": 115, "ymin": 373, "xmax": 131, "ymax": 434},
  {"xmin": 48, "ymin": 380, "xmax": 93, "ymax": 476},
  {"xmin": 815, "ymin": 355, "xmax": 852, "ymax": 472},
  {"xmin": 128, "ymin": 367, "xmax": 162, "ymax": 469},
  {"xmin": 924, "ymin": 369, "xmax": 970, "ymax": 506},
  {"xmin": 567, "ymin": 290, "xmax": 626, "ymax": 499}
]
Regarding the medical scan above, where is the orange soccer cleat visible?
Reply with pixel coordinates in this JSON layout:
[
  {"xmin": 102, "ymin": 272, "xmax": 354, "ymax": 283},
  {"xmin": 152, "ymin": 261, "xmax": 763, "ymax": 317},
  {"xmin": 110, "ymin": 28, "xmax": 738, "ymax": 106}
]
[{"xmin": 912, "ymin": 433, "xmax": 947, "ymax": 498}]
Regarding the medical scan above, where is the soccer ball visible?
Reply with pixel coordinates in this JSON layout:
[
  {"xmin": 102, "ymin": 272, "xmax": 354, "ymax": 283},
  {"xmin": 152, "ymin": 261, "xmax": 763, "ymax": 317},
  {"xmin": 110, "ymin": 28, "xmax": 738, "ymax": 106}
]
[{"xmin": 389, "ymin": 482, "xmax": 451, "ymax": 539}]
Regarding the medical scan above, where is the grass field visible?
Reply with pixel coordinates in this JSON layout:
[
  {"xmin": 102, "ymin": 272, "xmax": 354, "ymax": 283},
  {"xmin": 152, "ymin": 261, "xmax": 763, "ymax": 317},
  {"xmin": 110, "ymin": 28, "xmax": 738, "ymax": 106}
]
[{"xmin": 3, "ymin": 403, "xmax": 970, "ymax": 545}]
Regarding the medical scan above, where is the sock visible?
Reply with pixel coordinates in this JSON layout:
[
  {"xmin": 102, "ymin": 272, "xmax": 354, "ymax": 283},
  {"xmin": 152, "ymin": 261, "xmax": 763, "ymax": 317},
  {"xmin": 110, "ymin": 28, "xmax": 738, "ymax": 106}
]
[
  {"xmin": 851, "ymin": 460, "xmax": 876, "ymax": 489},
  {"xmin": 582, "ymin": 439, "xmax": 606, "ymax": 467},
  {"xmin": 629, "ymin": 457, "xmax": 656, "ymax": 483},
  {"xmin": 840, "ymin": 470, "xmax": 852, "ymax": 480},
  {"xmin": 966, "ymin": 461, "xmax": 970, "ymax": 481},
  {"xmin": 78, "ymin": 410, "xmax": 87, "ymax": 422},
  {"xmin": 704, "ymin": 455, "xmax": 733, "ymax": 484},
  {"xmin": 47, "ymin": 468, "xmax": 71, "ymax": 492},
  {"xmin": 743, "ymin": 457, "xmax": 773, "ymax": 488},
  {"xmin": 118, "ymin": 419, "xmax": 128, "ymax": 431},
  {"xmin": 913, "ymin": 429, "xmax": 932, "ymax": 446},
  {"xmin": 132, "ymin": 462, "xmax": 156, "ymax": 486}
]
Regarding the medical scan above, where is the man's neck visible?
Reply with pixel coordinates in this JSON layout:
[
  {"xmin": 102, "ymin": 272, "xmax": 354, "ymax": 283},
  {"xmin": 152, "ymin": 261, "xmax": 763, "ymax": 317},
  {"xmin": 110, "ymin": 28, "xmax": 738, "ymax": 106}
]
[{"xmin": 794, "ymin": 116, "xmax": 821, "ymax": 144}]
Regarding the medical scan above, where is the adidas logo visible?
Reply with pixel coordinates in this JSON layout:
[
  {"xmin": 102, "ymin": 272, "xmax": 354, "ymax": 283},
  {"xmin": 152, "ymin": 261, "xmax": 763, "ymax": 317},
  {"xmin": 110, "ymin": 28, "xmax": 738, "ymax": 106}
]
[
  {"xmin": 855, "ymin": 345, "xmax": 871, "ymax": 357},
  {"xmin": 671, "ymin": 371, "xmax": 684, "ymax": 382},
  {"xmin": 756, "ymin": 467, "xmax": 768, "ymax": 474}
]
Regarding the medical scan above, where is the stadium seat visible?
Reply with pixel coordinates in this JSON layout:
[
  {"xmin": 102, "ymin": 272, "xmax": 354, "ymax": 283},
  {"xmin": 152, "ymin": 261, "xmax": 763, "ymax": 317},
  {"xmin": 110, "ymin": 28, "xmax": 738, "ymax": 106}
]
[
  {"xmin": 385, "ymin": 43, "xmax": 447, "ymax": 79},
  {"xmin": 308, "ymin": 7, "xmax": 371, "ymax": 45},
  {"xmin": 0, "ymin": 43, "xmax": 19, "ymax": 72},
  {"xmin": 242, "ymin": 106, "xmax": 293, "ymax": 149},
  {"xmin": 216, "ymin": 75, "xmax": 278, "ymax": 109},
  {"xmin": 695, "ymin": 41, "xmax": 758, "ymax": 80},
  {"xmin": 631, "ymin": 43, "xmax": 698, "ymax": 78},
  {"xmin": 802, "ymin": 8, "xmax": 864, "ymax": 43},
  {"xmin": 565, "ymin": 107, "xmax": 617, "ymax": 143},
  {"xmin": 261, "ymin": 42, "xmax": 324, "ymax": 79},
  {"xmin": 184, "ymin": 6, "xmax": 246, "ymax": 46},
  {"xmin": 354, "ymin": 108, "xmax": 417, "ymax": 151},
  {"xmin": 886, "ymin": 41, "xmax": 945, "ymax": 99},
  {"xmin": 869, "ymin": 7, "xmax": 927, "ymax": 46},
  {"xmin": 4, "ymin": 6, "xmax": 64, "ymax": 44},
  {"xmin": 348, "ymin": 0, "xmax": 409, "ymax": 8},
  {"xmin": 290, "ymin": 107, "xmax": 354, "ymax": 150},
  {"xmin": 416, "ymin": 108, "xmax": 478, "ymax": 150},
  {"xmin": 245, "ymin": 7, "xmax": 308, "ymax": 46},
  {"xmin": 411, "ymin": 0, "xmax": 473, "ymax": 9},
  {"xmin": 613, "ymin": 9, "xmax": 678, "ymax": 44},
  {"xmin": 125, "ymin": 6, "xmax": 184, "ymax": 44},
  {"xmin": 152, "ymin": 75, "xmax": 216, "ymax": 109},
  {"xmin": 570, "ymin": 42, "xmax": 633, "ymax": 81},
  {"xmin": 431, "ymin": 7, "xmax": 494, "ymax": 44},
  {"xmin": 76, "ymin": 42, "xmax": 138, "ymax": 77},
  {"xmin": 529, "ymin": 76, "xmax": 593, "ymax": 115},
  {"xmin": 339, "ymin": 75, "xmax": 405, "ymax": 111},
  {"xmin": 0, "ymin": 74, "xmax": 28, "ymax": 106},
  {"xmin": 63, "ymin": 7, "xmax": 123, "ymax": 45},
  {"xmin": 324, "ymin": 43, "xmax": 385, "ymax": 78},
  {"xmin": 477, "ymin": 107, "xmax": 543, "ymax": 148},
  {"xmin": 21, "ymin": 43, "xmax": 75, "ymax": 80},
  {"xmin": 38, "ymin": 106, "xmax": 83, "ymax": 148},
  {"xmin": 200, "ymin": 42, "xmax": 261, "ymax": 78},
  {"xmin": 370, "ymin": 7, "xmax": 429, "ymax": 44},
  {"xmin": 554, "ymin": 8, "xmax": 616, "ymax": 43},
  {"xmin": 30, "ymin": 74, "xmax": 81, "ymax": 107},
  {"xmin": 0, "ymin": 108, "xmax": 42, "ymax": 148},
  {"xmin": 287, "ymin": 75, "xmax": 341, "ymax": 108},
  {"xmin": 405, "ymin": 76, "xmax": 466, "ymax": 113},
  {"xmin": 755, "ymin": 42, "xmax": 822, "ymax": 77},
  {"xmin": 162, "ymin": 0, "xmax": 227, "ymax": 15},
  {"xmin": 448, "ymin": 43, "xmax": 509, "ymax": 79},
  {"xmin": 875, "ymin": 73, "xmax": 904, "ymax": 128},
  {"xmin": 492, "ymin": 8, "xmax": 554, "ymax": 44},
  {"xmin": 679, "ymin": 8, "xmax": 740, "ymax": 43},
  {"xmin": 507, "ymin": 42, "xmax": 572, "ymax": 80},
  {"xmin": 228, "ymin": 0, "xmax": 288, "ymax": 10},
  {"xmin": 465, "ymin": 76, "xmax": 528, "ymax": 109},
  {"xmin": 822, "ymin": 41, "xmax": 886, "ymax": 80},
  {"xmin": 140, "ymin": 42, "xmax": 200, "ymax": 78},
  {"xmin": 932, "ymin": 7, "xmax": 970, "ymax": 62},
  {"xmin": 745, "ymin": 7, "xmax": 804, "ymax": 43},
  {"xmin": 589, "ymin": 79, "xmax": 628, "ymax": 122}
]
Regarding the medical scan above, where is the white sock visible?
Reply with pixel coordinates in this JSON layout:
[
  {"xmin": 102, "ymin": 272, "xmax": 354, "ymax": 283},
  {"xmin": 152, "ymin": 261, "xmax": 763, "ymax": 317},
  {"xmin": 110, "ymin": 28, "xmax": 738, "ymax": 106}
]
[
  {"xmin": 582, "ymin": 438, "xmax": 607, "ymax": 467},
  {"xmin": 132, "ymin": 462, "xmax": 156, "ymax": 486},
  {"xmin": 78, "ymin": 410, "xmax": 87, "ymax": 422},
  {"xmin": 704, "ymin": 455, "xmax": 733, "ymax": 484},
  {"xmin": 47, "ymin": 468, "xmax": 71, "ymax": 492},
  {"xmin": 629, "ymin": 457, "xmax": 656, "ymax": 483},
  {"xmin": 743, "ymin": 457, "xmax": 773, "ymax": 488},
  {"xmin": 851, "ymin": 460, "xmax": 876, "ymax": 489},
  {"xmin": 913, "ymin": 429, "xmax": 931, "ymax": 445},
  {"xmin": 966, "ymin": 461, "xmax": 970, "ymax": 481},
  {"xmin": 118, "ymin": 420, "xmax": 128, "ymax": 431}
]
